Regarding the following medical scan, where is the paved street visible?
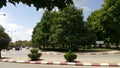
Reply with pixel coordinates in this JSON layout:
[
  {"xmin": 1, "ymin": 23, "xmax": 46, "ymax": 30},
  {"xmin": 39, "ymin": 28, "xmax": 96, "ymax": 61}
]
[
  {"xmin": 0, "ymin": 62, "xmax": 119, "ymax": 68},
  {"xmin": 1, "ymin": 48, "xmax": 120, "ymax": 63},
  {"xmin": 1, "ymin": 48, "xmax": 120, "ymax": 68}
]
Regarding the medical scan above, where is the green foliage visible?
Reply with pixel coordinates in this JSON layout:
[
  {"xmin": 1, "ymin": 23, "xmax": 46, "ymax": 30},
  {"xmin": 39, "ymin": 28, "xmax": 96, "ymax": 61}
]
[
  {"xmin": 32, "ymin": 11, "xmax": 53, "ymax": 47},
  {"xmin": 28, "ymin": 48, "xmax": 42, "ymax": 61},
  {"xmin": 7, "ymin": 42, "xmax": 14, "ymax": 50},
  {"xmin": 28, "ymin": 53, "xmax": 42, "ymax": 61},
  {"xmin": 32, "ymin": 6, "xmax": 94, "ymax": 50},
  {"xmin": 30, "ymin": 48, "xmax": 39, "ymax": 53},
  {"xmin": 86, "ymin": 0, "xmax": 120, "ymax": 48},
  {"xmin": 0, "ymin": 25, "xmax": 11, "ymax": 58},
  {"xmin": 25, "ymin": 40, "xmax": 32, "ymax": 46},
  {"xmin": 64, "ymin": 50, "xmax": 77, "ymax": 62},
  {"xmin": 15, "ymin": 40, "xmax": 23, "ymax": 46},
  {"xmin": 0, "ymin": 25, "xmax": 11, "ymax": 50},
  {"xmin": 32, "ymin": 6, "xmax": 96, "ymax": 50},
  {"xmin": 0, "ymin": 0, "xmax": 73, "ymax": 10},
  {"xmin": 14, "ymin": 40, "xmax": 32, "ymax": 47},
  {"xmin": 86, "ymin": 10, "xmax": 104, "ymax": 41},
  {"xmin": 101, "ymin": 0, "xmax": 120, "ymax": 45}
]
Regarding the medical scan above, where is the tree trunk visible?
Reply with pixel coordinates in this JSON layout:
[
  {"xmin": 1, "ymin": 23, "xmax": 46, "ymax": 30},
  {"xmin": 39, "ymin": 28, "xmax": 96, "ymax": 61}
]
[
  {"xmin": 87, "ymin": 45, "xmax": 91, "ymax": 49},
  {"xmin": 0, "ymin": 50, "xmax": 1, "ymax": 58},
  {"xmin": 52, "ymin": 45, "xmax": 55, "ymax": 49},
  {"xmin": 75, "ymin": 45, "xmax": 79, "ymax": 51},
  {"xmin": 62, "ymin": 44, "xmax": 65, "ymax": 48},
  {"xmin": 94, "ymin": 45, "xmax": 96, "ymax": 48},
  {"xmin": 43, "ymin": 45, "xmax": 45, "ymax": 49},
  {"xmin": 99, "ymin": 44, "xmax": 102, "ymax": 48},
  {"xmin": 83, "ymin": 45, "xmax": 86, "ymax": 51},
  {"xmin": 105, "ymin": 42, "xmax": 110, "ymax": 48},
  {"xmin": 115, "ymin": 43, "xmax": 119, "ymax": 49}
]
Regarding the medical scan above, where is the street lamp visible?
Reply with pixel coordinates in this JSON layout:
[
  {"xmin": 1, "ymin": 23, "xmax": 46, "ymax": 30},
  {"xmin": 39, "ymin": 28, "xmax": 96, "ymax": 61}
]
[
  {"xmin": 0, "ymin": 13, "xmax": 6, "ymax": 16},
  {"xmin": 7, "ymin": 31, "xmax": 16, "ymax": 42}
]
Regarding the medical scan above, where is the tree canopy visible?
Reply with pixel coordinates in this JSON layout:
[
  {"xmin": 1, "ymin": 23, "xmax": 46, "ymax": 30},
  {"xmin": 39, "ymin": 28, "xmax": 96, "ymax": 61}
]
[
  {"xmin": 32, "ymin": 6, "xmax": 96, "ymax": 51},
  {"xmin": 0, "ymin": 25, "xmax": 11, "ymax": 58},
  {"xmin": 0, "ymin": 0, "xmax": 73, "ymax": 10},
  {"xmin": 86, "ymin": 0, "xmax": 120, "ymax": 48},
  {"xmin": 101, "ymin": 0, "xmax": 120, "ymax": 45}
]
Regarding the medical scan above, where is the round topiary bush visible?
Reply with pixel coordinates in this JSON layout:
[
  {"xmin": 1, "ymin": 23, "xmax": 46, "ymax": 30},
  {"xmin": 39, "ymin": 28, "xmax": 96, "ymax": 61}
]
[
  {"xmin": 30, "ymin": 48, "xmax": 39, "ymax": 53},
  {"xmin": 64, "ymin": 50, "xmax": 77, "ymax": 62},
  {"xmin": 28, "ymin": 48, "xmax": 42, "ymax": 61}
]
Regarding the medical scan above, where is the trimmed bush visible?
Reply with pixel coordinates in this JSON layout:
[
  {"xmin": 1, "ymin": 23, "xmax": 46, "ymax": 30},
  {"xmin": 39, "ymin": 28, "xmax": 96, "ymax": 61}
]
[
  {"xmin": 28, "ymin": 48, "xmax": 42, "ymax": 61},
  {"xmin": 64, "ymin": 50, "xmax": 77, "ymax": 62},
  {"xmin": 30, "ymin": 48, "xmax": 39, "ymax": 53}
]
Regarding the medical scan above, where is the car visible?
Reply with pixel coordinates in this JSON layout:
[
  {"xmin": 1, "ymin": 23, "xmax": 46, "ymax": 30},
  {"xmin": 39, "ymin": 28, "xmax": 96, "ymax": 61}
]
[{"xmin": 15, "ymin": 47, "xmax": 20, "ymax": 51}]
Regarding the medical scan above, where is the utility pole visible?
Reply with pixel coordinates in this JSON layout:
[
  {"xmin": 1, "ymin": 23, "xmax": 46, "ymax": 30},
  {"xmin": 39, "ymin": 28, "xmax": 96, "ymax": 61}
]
[
  {"xmin": 7, "ymin": 31, "xmax": 16, "ymax": 42},
  {"xmin": 0, "ymin": 12, "xmax": 6, "ymax": 16}
]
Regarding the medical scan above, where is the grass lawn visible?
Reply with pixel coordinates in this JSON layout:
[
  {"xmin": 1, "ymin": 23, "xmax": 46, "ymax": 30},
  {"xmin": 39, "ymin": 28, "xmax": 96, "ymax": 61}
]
[{"xmin": 41, "ymin": 47, "xmax": 116, "ymax": 53}]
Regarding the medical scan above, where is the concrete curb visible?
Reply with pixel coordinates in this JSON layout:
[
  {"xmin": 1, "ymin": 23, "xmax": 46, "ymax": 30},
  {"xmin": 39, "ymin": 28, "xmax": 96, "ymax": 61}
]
[
  {"xmin": 0, "ymin": 59, "xmax": 120, "ymax": 67},
  {"xmin": 42, "ymin": 52, "xmax": 120, "ymax": 55}
]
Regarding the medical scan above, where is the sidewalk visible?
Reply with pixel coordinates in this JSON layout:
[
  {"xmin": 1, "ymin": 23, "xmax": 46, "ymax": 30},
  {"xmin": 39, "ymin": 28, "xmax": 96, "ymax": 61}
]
[{"xmin": 1, "ymin": 48, "xmax": 120, "ymax": 67}]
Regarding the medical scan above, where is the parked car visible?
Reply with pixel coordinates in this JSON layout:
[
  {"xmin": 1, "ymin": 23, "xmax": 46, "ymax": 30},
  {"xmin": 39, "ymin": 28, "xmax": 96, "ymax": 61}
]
[{"xmin": 15, "ymin": 47, "xmax": 20, "ymax": 51}]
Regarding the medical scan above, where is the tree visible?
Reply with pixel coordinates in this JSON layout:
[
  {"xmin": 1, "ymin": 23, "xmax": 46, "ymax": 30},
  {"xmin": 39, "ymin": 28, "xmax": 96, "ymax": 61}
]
[
  {"xmin": 52, "ymin": 6, "xmax": 89, "ymax": 50},
  {"xmin": 53, "ymin": 6, "xmax": 96, "ymax": 50},
  {"xmin": 32, "ymin": 6, "xmax": 96, "ymax": 51},
  {"xmin": 86, "ymin": 10, "xmax": 105, "ymax": 48},
  {"xmin": 7, "ymin": 42, "xmax": 14, "ymax": 50},
  {"xmin": 25, "ymin": 40, "xmax": 32, "ymax": 47},
  {"xmin": 100, "ymin": 0, "xmax": 120, "ymax": 48},
  {"xmin": 86, "ymin": 0, "xmax": 120, "ymax": 48},
  {"xmin": 14, "ymin": 40, "xmax": 29, "ymax": 48},
  {"xmin": 32, "ymin": 11, "xmax": 54, "ymax": 49},
  {"xmin": 0, "ymin": 25, "xmax": 11, "ymax": 58},
  {"xmin": 15, "ymin": 40, "xmax": 23, "ymax": 46},
  {"xmin": 0, "ymin": 0, "xmax": 73, "ymax": 10}
]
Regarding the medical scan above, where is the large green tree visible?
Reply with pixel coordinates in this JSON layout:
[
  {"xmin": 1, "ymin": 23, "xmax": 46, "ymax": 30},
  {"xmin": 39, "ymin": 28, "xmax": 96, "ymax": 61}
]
[
  {"xmin": 100, "ymin": 0, "xmax": 120, "ymax": 48},
  {"xmin": 86, "ymin": 0, "xmax": 120, "ymax": 48},
  {"xmin": 0, "ymin": 25, "xmax": 11, "ymax": 58},
  {"xmin": 32, "ymin": 11, "xmax": 54, "ymax": 48},
  {"xmin": 32, "ymin": 6, "xmax": 96, "ymax": 51},
  {"xmin": 51, "ymin": 6, "xmax": 95, "ymax": 50},
  {"xmin": 0, "ymin": 0, "xmax": 73, "ymax": 10},
  {"xmin": 101, "ymin": 0, "xmax": 120, "ymax": 48},
  {"xmin": 87, "ymin": 10, "xmax": 104, "ymax": 41},
  {"xmin": 86, "ymin": 10, "xmax": 105, "ymax": 48}
]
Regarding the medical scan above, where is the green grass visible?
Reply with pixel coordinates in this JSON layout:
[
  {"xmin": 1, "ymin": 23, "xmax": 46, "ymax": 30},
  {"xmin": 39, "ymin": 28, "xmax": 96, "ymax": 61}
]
[
  {"xmin": 79, "ymin": 48, "xmax": 112, "ymax": 52},
  {"xmin": 40, "ymin": 47, "xmax": 116, "ymax": 53}
]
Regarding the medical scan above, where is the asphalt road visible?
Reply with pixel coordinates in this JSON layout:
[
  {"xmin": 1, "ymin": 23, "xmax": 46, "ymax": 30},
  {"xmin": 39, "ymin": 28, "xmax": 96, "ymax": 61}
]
[
  {"xmin": 2, "ymin": 48, "xmax": 120, "ymax": 63},
  {"xmin": 1, "ymin": 48, "xmax": 120, "ymax": 68},
  {"xmin": 0, "ymin": 62, "xmax": 119, "ymax": 68}
]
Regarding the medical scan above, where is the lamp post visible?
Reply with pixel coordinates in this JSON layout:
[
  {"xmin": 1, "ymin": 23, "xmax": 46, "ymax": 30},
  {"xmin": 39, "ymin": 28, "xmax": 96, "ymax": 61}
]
[
  {"xmin": 7, "ymin": 31, "xmax": 16, "ymax": 42},
  {"xmin": 0, "ymin": 13, "xmax": 6, "ymax": 16},
  {"xmin": 0, "ymin": 12, "xmax": 6, "ymax": 16}
]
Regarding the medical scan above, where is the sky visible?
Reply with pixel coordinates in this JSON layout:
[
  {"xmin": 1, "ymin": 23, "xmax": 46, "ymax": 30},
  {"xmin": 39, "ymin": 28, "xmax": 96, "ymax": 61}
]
[{"xmin": 0, "ymin": 0, "xmax": 104, "ymax": 42}]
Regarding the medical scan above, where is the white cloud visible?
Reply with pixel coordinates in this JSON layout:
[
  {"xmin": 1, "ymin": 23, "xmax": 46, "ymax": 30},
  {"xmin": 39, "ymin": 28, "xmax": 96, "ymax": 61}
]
[
  {"xmin": 25, "ymin": 29, "xmax": 33, "ymax": 35},
  {"xmin": 73, "ymin": 0, "xmax": 91, "ymax": 12},
  {"xmin": 73, "ymin": 0, "xmax": 89, "ymax": 8},
  {"xmin": 73, "ymin": 0, "xmax": 92, "ymax": 20},
  {"xmin": 80, "ymin": 6, "xmax": 91, "ymax": 12},
  {"xmin": 0, "ymin": 12, "xmax": 32, "ymax": 42},
  {"xmin": 38, "ymin": 8, "xmax": 44, "ymax": 12},
  {"xmin": 73, "ymin": 0, "xmax": 88, "ymax": 4},
  {"xmin": 52, "ymin": 7, "xmax": 59, "ymax": 11}
]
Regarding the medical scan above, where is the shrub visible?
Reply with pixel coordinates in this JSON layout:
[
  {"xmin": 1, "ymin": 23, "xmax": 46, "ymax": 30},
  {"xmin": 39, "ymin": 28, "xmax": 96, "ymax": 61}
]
[
  {"xmin": 28, "ymin": 48, "xmax": 42, "ymax": 61},
  {"xmin": 30, "ymin": 48, "xmax": 39, "ymax": 53},
  {"xmin": 64, "ymin": 50, "xmax": 77, "ymax": 62}
]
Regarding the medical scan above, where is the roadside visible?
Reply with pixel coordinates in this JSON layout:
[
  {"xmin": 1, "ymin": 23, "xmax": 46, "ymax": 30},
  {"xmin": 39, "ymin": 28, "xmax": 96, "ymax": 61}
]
[{"xmin": 1, "ymin": 48, "xmax": 120, "ymax": 67}]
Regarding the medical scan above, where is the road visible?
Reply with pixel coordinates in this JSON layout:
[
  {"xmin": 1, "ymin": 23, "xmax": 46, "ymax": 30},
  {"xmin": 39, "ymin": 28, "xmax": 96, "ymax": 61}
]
[
  {"xmin": 0, "ymin": 62, "xmax": 119, "ymax": 68},
  {"xmin": 2, "ymin": 48, "xmax": 120, "ymax": 63}
]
